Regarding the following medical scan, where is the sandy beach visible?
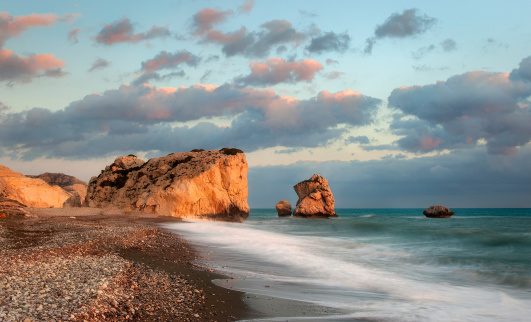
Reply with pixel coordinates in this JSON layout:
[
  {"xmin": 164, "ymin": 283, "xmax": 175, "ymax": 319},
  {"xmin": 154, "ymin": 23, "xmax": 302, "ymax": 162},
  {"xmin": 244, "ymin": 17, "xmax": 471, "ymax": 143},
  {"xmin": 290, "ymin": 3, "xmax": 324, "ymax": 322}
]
[{"xmin": 0, "ymin": 208, "xmax": 250, "ymax": 321}]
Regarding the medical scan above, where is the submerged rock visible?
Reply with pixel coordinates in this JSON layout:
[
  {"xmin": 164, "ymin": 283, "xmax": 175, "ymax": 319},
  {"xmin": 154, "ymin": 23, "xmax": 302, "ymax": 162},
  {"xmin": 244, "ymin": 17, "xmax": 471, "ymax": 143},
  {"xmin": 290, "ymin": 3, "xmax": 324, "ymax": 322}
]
[
  {"xmin": 423, "ymin": 205, "xmax": 455, "ymax": 218},
  {"xmin": 293, "ymin": 174, "xmax": 337, "ymax": 218},
  {"xmin": 85, "ymin": 149, "xmax": 250, "ymax": 222},
  {"xmin": 275, "ymin": 200, "xmax": 292, "ymax": 217}
]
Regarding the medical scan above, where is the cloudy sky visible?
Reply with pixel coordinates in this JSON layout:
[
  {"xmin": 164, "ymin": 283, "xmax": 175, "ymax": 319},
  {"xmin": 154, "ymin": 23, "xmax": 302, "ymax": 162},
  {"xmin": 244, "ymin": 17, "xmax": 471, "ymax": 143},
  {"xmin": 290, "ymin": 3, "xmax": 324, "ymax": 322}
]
[{"xmin": 1, "ymin": 0, "xmax": 531, "ymax": 208}]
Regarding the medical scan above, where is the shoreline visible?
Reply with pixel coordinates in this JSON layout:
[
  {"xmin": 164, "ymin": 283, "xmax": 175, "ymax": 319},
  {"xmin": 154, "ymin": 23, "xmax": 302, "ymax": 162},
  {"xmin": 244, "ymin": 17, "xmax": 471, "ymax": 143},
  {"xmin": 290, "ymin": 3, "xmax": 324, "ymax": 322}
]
[
  {"xmin": 0, "ymin": 208, "xmax": 343, "ymax": 321},
  {"xmin": 0, "ymin": 208, "xmax": 249, "ymax": 321}
]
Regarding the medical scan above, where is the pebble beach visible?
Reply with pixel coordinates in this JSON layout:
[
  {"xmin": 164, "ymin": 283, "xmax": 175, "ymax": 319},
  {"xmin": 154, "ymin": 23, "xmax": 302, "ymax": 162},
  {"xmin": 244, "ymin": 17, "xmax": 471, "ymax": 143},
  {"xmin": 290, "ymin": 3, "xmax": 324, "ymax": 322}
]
[{"xmin": 0, "ymin": 208, "xmax": 247, "ymax": 321}]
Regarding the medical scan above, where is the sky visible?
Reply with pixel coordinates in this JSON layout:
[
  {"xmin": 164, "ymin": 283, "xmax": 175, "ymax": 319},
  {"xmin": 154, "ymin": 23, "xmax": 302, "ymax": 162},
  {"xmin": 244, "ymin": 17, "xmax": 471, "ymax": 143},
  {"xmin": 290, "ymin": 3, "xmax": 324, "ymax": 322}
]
[{"xmin": 1, "ymin": 0, "xmax": 531, "ymax": 208}]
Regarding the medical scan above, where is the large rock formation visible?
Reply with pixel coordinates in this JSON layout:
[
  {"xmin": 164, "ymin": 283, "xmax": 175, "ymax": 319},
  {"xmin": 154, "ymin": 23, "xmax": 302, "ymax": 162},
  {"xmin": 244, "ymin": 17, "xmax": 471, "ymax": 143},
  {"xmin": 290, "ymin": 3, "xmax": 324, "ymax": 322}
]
[
  {"xmin": 293, "ymin": 174, "xmax": 337, "ymax": 218},
  {"xmin": 85, "ymin": 148, "xmax": 250, "ymax": 222},
  {"xmin": 275, "ymin": 200, "xmax": 292, "ymax": 217},
  {"xmin": 0, "ymin": 165, "xmax": 71, "ymax": 208},
  {"xmin": 423, "ymin": 205, "xmax": 455, "ymax": 218},
  {"xmin": 28, "ymin": 172, "xmax": 88, "ymax": 203}
]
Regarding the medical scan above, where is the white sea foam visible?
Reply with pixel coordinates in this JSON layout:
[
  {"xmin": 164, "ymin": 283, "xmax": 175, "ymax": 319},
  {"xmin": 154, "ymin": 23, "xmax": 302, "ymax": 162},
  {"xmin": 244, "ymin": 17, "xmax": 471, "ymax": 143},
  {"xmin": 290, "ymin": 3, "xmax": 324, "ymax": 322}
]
[{"xmin": 164, "ymin": 218, "xmax": 531, "ymax": 321}]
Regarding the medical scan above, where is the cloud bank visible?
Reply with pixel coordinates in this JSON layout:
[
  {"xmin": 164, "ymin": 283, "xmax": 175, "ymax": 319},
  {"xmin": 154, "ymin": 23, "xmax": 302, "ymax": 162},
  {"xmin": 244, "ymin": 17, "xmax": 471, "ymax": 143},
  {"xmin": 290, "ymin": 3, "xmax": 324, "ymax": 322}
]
[
  {"xmin": 0, "ymin": 83, "xmax": 380, "ymax": 159},
  {"xmin": 192, "ymin": 6, "xmax": 307, "ymax": 58},
  {"xmin": 389, "ymin": 55, "xmax": 531, "ymax": 155}
]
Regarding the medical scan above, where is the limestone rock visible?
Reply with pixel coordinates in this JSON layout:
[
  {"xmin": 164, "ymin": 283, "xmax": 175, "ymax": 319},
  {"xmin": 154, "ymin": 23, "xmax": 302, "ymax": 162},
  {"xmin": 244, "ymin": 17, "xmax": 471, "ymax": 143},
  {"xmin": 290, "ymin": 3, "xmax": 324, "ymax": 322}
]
[
  {"xmin": 423, "ymin": 205, "xmax": 455, "ymax": 218},
  {"xmin": 85, "ymin": 149, "xmax": 250, "ymax": 222},
  {"xmin": 293, "ymin": 174, "xmax": 337, "ymax": 218},
  {"xmin": 275, "ymin": 200, "xmax": 292, "ymax": 217},
  {"xmin": 0, "ymin": 165, "xmax": 71, "ymax": 208},
  {"xmin": 28, "ymin": 172, "xmax": 88, "ymax": 203}
]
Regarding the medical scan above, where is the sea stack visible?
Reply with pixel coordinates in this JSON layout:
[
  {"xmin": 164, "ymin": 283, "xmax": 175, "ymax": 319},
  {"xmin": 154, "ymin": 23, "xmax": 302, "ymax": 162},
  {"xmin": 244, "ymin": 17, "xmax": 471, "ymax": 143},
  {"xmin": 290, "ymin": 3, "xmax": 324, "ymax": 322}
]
[
  {"xmin": 275, "ymin": 200, "xmax": 292, "ymax": 217},
  {"xmin": 423, "ymin": 205, "xmax": 455, "ymax": 218},
  {"xmin": 293, "ymin": 174, "xmax": 337, "ymax": 218},
  {"xmin": 85, "ymin": 148, "xmax": 250, "ymax": 222}
]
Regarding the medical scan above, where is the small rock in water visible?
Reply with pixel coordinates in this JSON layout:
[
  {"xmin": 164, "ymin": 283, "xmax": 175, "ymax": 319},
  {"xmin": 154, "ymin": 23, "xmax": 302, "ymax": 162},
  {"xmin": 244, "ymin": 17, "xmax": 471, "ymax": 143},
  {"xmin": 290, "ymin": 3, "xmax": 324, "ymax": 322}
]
[{"xmin": 423, "ymin": 205, "xmax": 455, "ymax": 218}]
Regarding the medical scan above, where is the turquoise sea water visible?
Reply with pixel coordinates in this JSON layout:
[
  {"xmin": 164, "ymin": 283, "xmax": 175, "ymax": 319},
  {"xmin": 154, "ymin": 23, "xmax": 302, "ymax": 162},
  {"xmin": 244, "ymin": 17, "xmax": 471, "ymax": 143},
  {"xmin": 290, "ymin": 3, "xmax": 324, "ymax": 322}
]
[{"xmin": 165, "ymin": 209, "xmax": 531, "ymax": 321}]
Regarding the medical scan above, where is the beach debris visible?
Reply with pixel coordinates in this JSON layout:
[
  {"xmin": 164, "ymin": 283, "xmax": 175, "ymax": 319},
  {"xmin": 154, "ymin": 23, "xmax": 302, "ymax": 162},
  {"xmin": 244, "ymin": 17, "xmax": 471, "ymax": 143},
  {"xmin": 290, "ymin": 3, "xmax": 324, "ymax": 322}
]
[
  {"xmin": 293, "ymin": 174, "xmax": 337, "ymax": 218},
  {"xmin": 85, "ymin": 148, "xmax": 250, "ymax": 222},
  {"xmin": 275, "ymin": 200, "xmax": 292, "ymax": 217},
  {"xmin": 423, "ymin": 205, "xmax": 455, "ymax": 218}
]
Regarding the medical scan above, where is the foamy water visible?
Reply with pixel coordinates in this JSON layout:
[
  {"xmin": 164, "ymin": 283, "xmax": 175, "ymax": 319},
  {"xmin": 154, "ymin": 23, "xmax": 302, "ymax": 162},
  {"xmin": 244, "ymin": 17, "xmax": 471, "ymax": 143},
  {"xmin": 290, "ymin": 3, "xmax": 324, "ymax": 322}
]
[{"xmin": 165, "ymin": 209, "xmax": 531, "ymax": 321}]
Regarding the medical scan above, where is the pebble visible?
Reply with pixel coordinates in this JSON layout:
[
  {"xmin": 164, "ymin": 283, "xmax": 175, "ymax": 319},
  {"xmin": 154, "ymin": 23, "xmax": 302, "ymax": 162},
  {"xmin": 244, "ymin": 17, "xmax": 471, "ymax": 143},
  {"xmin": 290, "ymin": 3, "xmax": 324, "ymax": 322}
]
[{"xmin": 0, "ymin": 210, "xmax": 210, "ymax": 321}]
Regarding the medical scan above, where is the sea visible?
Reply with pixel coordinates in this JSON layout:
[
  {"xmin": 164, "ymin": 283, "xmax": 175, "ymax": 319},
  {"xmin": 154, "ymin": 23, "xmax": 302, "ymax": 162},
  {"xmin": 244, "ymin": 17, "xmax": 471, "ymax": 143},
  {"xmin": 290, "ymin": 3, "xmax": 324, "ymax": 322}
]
[{"xmin": 165, "ymin": 209, "xmax": 531, "ymax": 321}]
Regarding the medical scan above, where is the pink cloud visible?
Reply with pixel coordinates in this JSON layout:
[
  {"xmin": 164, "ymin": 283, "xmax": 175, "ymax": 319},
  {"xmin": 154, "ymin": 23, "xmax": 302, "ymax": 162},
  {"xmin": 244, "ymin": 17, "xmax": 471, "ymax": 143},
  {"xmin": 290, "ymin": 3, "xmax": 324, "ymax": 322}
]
[
  {"xmin": 238, "ymin": 0, "xmax": 255, "ymax": 14},
  {"xmin": 499, "ymin": 147, "xmax": 518, "ymax": 156},
  {"xmin": 420, "ymin": 136, "xmax": 442, "ymax": 149},
  {"xmin": 0, "ymin": 11, "xmax": 77, "ymax": 83},
  {"xmin": 238, "ymin": 57, "xmax": 323, "ymax": 86},
  {"xmin": 205, "ymin": 26, "xmax": 247, "ymax": 44},
  {"xmin": 95, "ymin": 18, "xmax": 170, "ymax": 45},
  {"xmin": 192, "ymin": 8, "xmax": 233, "ymax": 36},
  {"xmin": 0, "ymin": 49, "xmax": 65, "ymax": 83},
  {"xmin": 0, "ymin": 12, "xmax": 56, "ymax": 38},
  {"xmin": 1, "ymin": 12, "xmax": 79, "ymax": 47},
  {"xmin": 141, "ymin": 50, "xmax": 200, "ymax": 73}
]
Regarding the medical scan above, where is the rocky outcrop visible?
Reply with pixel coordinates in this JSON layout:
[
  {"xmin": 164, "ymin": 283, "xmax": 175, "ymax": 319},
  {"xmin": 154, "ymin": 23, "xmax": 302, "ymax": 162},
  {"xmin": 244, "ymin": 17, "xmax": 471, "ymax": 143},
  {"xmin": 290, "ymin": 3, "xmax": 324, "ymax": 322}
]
[
  {"xmin": 423, "ymin": 205, "xmax": 455, "ymax": 218},
  {"xmin": 0, "ymin": 195, "xmax": 29, "ymax": 216},
  {"xmin": 0, "ymin": 165, "xmax": 71, "ymax": 208},
  {"xmin": 63, "ymin": 193, "xmax": 82, "ymax": 208},
  {"xmin": 275, "ymin": 200, "xmax": 292, "ymax": 217},
  {"xmin": 28, "ymin": 172, "xmax": 88, "ymax": 203},
  {"xmin": 293, "ymin": 174, "xmax": 337, "ymax": 218},
  {"xmin": 85, "ymin": 149, "xmax": 250, "ymax": 222}
]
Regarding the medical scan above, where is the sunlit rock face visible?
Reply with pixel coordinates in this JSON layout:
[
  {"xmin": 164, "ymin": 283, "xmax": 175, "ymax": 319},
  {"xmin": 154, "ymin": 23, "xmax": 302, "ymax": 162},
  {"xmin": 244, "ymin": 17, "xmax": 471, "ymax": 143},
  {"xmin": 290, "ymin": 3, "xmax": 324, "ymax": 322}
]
[
  {"xmin": 28, "ymin": 173, "xmax": 88, "ymax": 205},
  {"xmin": 85, "ymin": 148, "xmax": 250, "ymax": 222},
  {"xmin": 275, "ymin": 200, "xmax": 292, "ymax": 217},
  {"xmin": 293, "ymin": 174, "xmax": 337, "ymax": 218},
  {"xmin": 0, "ymin": 165, "xmax": 71, "ymax": 208},
  {"xmin": 423, "ymin": 205, "xmax": 455, "ymax": 218}
]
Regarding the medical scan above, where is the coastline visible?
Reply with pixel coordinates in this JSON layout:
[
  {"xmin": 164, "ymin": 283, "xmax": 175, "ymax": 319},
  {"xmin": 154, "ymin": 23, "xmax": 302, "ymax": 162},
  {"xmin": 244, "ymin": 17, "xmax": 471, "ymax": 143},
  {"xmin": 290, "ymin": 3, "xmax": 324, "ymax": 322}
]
[{"xmin": 0, "ymin": 208, "xmax": 249, "ymax": 321}]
